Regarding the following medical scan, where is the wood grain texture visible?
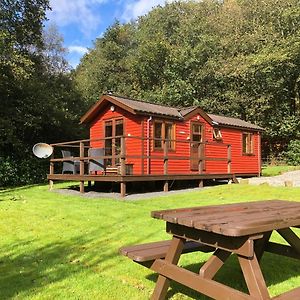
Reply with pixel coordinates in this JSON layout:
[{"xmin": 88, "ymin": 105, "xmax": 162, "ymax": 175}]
[{"xmin": 152, "ymin": 200, "xmax": 300, "ymax": 237}]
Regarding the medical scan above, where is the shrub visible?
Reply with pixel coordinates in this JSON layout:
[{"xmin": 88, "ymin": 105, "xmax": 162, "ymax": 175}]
[
  {"xmin": 284, "ymin": 140, "xmax": 300, "ymax": 166},
  {"xmin": 0, "ymin": 156, "xmax": 48, "ymax": 187}
]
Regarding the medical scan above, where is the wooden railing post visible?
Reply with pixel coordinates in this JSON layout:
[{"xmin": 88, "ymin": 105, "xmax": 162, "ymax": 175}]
[
  {"xmin": 198, "ymin": 143, "xmax": 204, "ymax": 174},
  {"xmin": 198, "ymin": 143, "xmax": 204, "ymax": 188},
  {"xmin": 163, "ymin": 139, "xmax": 168, "ymax": 192},
  {"xmin": 79, "ymin": 142, "xmax": 85, "ymax": 193},
  {"xmin": 120, "ymin": 136, "xmax": 126, "ymax": 197},
  {"xmin": 120, "ymin": 137, "xmax": 126, "ymax": 176},
  {"xmin": 227, "ymin": 144, "xmax": 232, "ymax": 173},
  {"xmin": 49, "ymin": 152, "xmax": 54, "ymax": 190},
  {"xmin": 163, "ymin": 139, "xmax": 168, "ymax": 175}
]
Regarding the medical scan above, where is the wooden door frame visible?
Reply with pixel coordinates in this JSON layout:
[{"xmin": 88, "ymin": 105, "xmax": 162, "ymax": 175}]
[
  {"xmin": 190, "ymin": 121, "xmax": 205, "ymax": 171},
  {"xmin": 104, "ymin": 118, "xmax": 124, "ymax": 166}
]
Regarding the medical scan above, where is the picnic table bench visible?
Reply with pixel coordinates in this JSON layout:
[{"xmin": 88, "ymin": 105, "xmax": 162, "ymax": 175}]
[{"xmin": 120, "ymin": 200, "xmax": 300, "ymax": 300}]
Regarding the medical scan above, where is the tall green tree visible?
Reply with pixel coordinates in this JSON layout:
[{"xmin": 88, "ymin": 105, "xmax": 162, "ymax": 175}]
[
  {"xmin": 75, "ymin": 22, "xmax": 136, "ymax": 106},
  {"xmin": 0, "ymin": 1, "xmax": 86, "ymax": 186},
  {"xmin": 74, "ymin": 0, "xmax": 300, "ymax": 158}
]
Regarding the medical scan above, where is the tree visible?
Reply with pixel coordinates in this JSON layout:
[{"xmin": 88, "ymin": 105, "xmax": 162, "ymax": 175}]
[
  {"xmin": 75, "ymin": 22, "xmax": 136, "ymax": 107},
  {"xmin": 41, "ymin": 24, "xmax": 69, "ymax": 74},
  {"xmin": 0, "ymin": 1, "xmax": 86, "ymax": 186},
  {"xmin": 74, "ymin": 0, "xmax": 300, "ymax": 158}
]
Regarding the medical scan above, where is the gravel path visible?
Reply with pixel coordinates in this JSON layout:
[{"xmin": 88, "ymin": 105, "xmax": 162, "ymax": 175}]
[
  {"xmin": 247, "ymin": 170, "xmax": 300, "ymax": 187},
  {"xmin": 54, "ymin": 186, "xmax": 206, "ymax": 200}
]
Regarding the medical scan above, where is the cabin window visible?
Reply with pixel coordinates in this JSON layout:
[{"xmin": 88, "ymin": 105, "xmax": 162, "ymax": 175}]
[
  {"xmin": 242, "ymin": 132, "xmax": 254, "ymax": 155},
  {"xmin": 105, "ymin": 121, "xmax": 113, "ymax": 138},
  {"xmin": 213, "ymin": 128, "xmax": 222, "ymax": 141},
  {"xmin": 105, "ymin": 121, "xmax": 113, "ymax": 159},
  {"xmin": 153, "ymin": 121, "xmax": 175, "ymax": 150},
  {"xmin": 191, "ymin": 123, "xmax": 202, "ymax": 142},
  {"xmin": 115, "ymin": 119, "xmax": 123, "ymax": 136},
  {"xmin": 104, "ymin": 119, "xmax": 124, "ymax": 165}
]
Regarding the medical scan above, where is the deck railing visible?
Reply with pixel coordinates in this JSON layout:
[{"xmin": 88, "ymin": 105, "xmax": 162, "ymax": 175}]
[
  {"xmin": 49, "ymin": 135, "xmax": 231, "ymax": 176},
  {"xmin": 49, "ymin": 136, "xmax": 232, "ymax": 195}
]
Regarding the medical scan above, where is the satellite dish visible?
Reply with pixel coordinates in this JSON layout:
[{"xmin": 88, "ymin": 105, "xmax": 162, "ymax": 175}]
[{"xmin": 32, "ymin": 143, "xmax": 53, "ymax": 159}]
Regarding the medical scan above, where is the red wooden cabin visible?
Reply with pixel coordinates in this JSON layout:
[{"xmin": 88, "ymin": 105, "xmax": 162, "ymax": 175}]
[
  {"xmin": 81, "ymin": 94, "xmax": 263, "ymax": 176},
  {"xmin": 48, "ymin": 94, "xmax": 263, "ymax": 196}
]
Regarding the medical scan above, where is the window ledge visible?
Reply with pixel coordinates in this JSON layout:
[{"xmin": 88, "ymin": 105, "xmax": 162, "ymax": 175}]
[{"xmin": 242, "ymin": 153, "xmax": 255, "ymax": 156}]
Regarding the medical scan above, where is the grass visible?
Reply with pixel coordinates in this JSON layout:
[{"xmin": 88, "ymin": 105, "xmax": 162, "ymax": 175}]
[
  {"xmin": 0, "ymin": 182, "xmax": 299, "ymax": 299},
  {"xmin": 262, "ymin": 165, "xmax": 300, "ymax": 177}
]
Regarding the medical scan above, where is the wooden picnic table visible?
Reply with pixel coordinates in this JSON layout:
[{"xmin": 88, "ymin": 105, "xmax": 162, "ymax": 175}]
[{"xmin": 120, "ymin": 200, "xmax": 300, "ymax": 300}]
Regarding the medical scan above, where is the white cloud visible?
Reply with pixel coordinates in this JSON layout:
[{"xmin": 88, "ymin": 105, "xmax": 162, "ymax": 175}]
[
  {"xmin": 68, "ymin": 45, "xmax": 89, "ymax": 55},
  {"xmin": 48, "ymin": 0, "xmax": 107, "ymax": 35},
  {"xmin": 67, "ymin": 47, "xmax": 88, "ymax": 68},
  {"xmin": 122, "ymin": 0, "xmax": 168, "ymax": 21},
  {"xmin": 121, "ymin": 0, "xmax": 198, "ymax": 21}
]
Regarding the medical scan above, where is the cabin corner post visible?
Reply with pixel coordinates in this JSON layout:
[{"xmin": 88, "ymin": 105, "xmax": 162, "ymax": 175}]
[
  {"xmin": 79, "ymin": 141, "xmax": 85, "ymax": 193},
  {"xmin": 227, "ymin": 144, "xmax": 232, "ymax": 174},
  {"xmin": 258, "ymin": 131, "xmax": 261, "ymax": 177},
  {"xmin": 120, "ymin": 136, "xmax": 126, "ymax": 197},
  {"xmin": 163, "ymin": 139, "xmax": 169, "ymax": 192}
]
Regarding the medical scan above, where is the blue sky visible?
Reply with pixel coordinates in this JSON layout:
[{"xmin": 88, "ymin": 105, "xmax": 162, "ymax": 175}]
[{"xmin": 46, "ymin": 0, "xmax": 171, "ymax": 68}]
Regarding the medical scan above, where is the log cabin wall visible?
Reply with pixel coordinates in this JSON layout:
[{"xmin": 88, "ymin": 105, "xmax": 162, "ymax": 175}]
[{"xmin": 88, "ymin": 99, "xmax": 261, "ymax": 176}]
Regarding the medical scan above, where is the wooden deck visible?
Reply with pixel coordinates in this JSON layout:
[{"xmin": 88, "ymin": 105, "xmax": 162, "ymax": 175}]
[
  {"xmin": 47, "ymin": 136, "xmax": 259, "ymax": 197},
  {"xmin": 47, "ymin": 172, "xmax": 254, "ymax": 197}
]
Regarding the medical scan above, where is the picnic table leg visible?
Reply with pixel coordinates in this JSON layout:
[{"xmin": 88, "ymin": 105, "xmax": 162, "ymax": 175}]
[
  {"xmin": 199, "ymin": 249, "xmax": 231, "ymax": 279},
  {"xmin": 238, "ymin": 252, "xmax": 270, "ymax": 300},
  {"xmin": 151, "ymin": 236, "xmax": 184, "ymax": 300},
  {"xmin": 254, "ymin": 231, "xmax": 272, "ymax": 262},
  {"xmin": 277, "ymin": 228, "xmax": 300, "ymax": 253}
]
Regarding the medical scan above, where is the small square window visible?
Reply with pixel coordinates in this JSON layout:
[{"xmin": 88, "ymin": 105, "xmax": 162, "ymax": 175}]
[{"xmin": 213, "ymin": 128, "xmax": 222, "ymax": 141}]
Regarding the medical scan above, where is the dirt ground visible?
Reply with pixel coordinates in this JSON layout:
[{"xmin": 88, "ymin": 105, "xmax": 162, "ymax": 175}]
[{"xmin": 53, "ymin": 185, "xmax": 206, "ymax": 200}]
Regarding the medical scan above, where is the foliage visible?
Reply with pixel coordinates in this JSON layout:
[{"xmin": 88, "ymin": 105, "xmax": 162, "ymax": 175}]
[
  {"xmin": 284, "ymin": 140, "xmax": 300, "ymax": 165},
  {"xmin": 0, "ymin": 1, "xmax": 87, "ymax": 187},
  {"xmin": 0, "ymin": 156, "xmax": 48, "ymax": 187},
  {"xmin": 74, "ymin": 0, "xmax": 300, "ymax": 157},
  {"xmin": 0, "ymin": 183, "xmax": 299, "ymax": 298}
]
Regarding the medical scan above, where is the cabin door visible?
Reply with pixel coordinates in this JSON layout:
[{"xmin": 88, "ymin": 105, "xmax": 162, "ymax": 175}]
[
  {"xmin": 104, "ymin": 119, "xmax": 124, "ymax": 166},
  {"xmin": 190, "ymin": 122, "xmax": 203, "ymax": 171}
]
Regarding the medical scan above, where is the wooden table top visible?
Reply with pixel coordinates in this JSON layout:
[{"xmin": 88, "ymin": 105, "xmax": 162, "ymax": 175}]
[{"xmin": 151, "ymin": 200, "xmax": 300, "ymax": 237}]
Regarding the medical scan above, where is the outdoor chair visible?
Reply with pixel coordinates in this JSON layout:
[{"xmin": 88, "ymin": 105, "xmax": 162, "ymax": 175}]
[
  {"xmin": 61, "ymin": 150, "xmax": 80, "ymax": 174},
  {"xmin": 88, "ymin": 148, "xmax": 106, "ymax": 174}
]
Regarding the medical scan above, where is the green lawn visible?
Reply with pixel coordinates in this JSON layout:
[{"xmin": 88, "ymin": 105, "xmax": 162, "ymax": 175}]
[
  {"xmin": 0, "ymin": 183, "xmax": 299, "ymax": 299},
  {"xmin": 262, "ymin": 165, "xmax": 300, "ymax": 177}
]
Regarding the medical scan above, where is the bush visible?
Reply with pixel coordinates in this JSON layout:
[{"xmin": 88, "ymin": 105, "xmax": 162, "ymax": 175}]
[
  {"xmin": 284, "ymin": 140, "xmax": 300, "ymax": 166},
  {"xmin": 0, "ymin": 156, "xmax": 48, "ymax": 187}
]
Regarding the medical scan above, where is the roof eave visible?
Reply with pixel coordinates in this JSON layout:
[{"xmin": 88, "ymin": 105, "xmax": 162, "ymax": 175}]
[
  {"xmin": 80, "ymin": 95, "xmax": 137, "ymax": 124},
  {"xmin": 218, "ymin": 123, "xmax": 265, "ymax": 132},
  {"xmin": 182, "ymin": 107, "xmax": 213, "ymax": 125},
  {"xmin": 136, "ymin": 111, "xmax": 183, "ymax": 120}
]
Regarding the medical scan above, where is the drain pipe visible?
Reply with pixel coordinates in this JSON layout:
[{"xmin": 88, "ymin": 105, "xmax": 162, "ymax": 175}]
[{"xmin": 146, "ymin": 116, "xmax": 152, "ymax": 174}]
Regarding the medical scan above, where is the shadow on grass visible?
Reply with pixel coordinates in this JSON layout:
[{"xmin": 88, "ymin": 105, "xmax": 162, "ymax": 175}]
[
  {"xmin": 0, "ymin": 183, "xmax": 49, "ymax": 194},
  {"xmin": 146, "ymin": 253, "xmax": 300, "ymax": 299},
  {"xmin": 0, "ymin": 232, "xmax": 119, "ymax": 299}
]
